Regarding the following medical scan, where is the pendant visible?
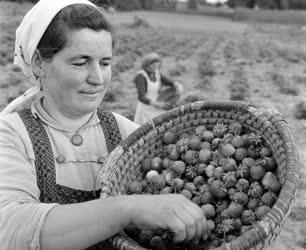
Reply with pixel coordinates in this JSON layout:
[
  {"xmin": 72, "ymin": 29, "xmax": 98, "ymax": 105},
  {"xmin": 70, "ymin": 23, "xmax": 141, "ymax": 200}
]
[{"xmin": 71, "ymin": 134, "xmax": 83, "ymax": 146}]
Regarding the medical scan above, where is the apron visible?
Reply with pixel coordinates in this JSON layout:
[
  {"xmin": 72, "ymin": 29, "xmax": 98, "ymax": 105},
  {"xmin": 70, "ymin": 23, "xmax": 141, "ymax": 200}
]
[
  {"xmin": 134, "ymin": 69, "xmax": 164, "ymax": 125},
  {"xmin": 18, "ymin": 108, "xmax": 122, "ymax": 250}
]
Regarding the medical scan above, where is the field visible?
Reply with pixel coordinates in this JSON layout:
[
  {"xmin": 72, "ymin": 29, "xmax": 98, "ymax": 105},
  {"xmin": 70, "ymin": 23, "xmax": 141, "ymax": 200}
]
[{"xmin": 1, "ymin": 2, "xmax": 306, "ymax": 249}]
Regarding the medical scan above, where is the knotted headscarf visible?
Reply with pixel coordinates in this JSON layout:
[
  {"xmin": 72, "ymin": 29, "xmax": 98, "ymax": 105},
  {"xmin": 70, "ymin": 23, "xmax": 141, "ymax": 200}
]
[
  {"xmin": 141, "ymin": 52, "xmax": 161, "ymax": 70},
  {"xmin": 0, "ymin": 0, "xmax": 98, "ymax": 116}
]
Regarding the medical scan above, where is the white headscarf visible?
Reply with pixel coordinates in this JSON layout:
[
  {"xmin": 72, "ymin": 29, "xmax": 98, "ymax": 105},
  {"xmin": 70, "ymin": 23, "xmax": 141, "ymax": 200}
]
[{"xmin": 0, "ymin": 0, "xmax": 99, "ymax": 116}]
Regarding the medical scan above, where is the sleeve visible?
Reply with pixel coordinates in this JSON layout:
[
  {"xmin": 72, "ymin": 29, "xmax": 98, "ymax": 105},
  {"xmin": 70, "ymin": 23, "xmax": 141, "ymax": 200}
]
[
  {"xmin": 134, "ymin": 73, "xmax": 151, "ymax": 105},
  {"xmin": 160, "ymin": 73, "xmax": 175, "ymax": 87},
  {"xmin": 112, "ymin": 113, "xmax": 140, "ymax": 139},
  {"xmin": 0, "ymin": 115, "xmax": 58, "ymax": 250}
]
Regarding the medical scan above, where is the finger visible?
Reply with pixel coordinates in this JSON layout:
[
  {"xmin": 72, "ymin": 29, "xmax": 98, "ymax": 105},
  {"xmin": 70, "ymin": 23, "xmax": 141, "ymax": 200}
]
[
  {"xmin": 181, "ymin": 201, "xmax": 204, "ymax": 243},
  {"xmin": 173, "ymin": 205, "xmax": 197, "ymax": 242},
  {"xmin": 165, "ymin": 213, "xmax": 186, "ymax": 243}
]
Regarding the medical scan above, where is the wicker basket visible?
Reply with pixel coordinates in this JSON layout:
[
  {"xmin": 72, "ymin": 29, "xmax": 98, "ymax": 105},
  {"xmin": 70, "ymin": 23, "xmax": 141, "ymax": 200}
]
[{"xmin": 98, "ymin": 100, "xmax": 301, "ymax": 250}]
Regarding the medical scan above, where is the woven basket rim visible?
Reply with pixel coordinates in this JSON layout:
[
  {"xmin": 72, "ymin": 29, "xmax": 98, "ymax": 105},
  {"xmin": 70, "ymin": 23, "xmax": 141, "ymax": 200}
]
[{"xmin": 99, "ymin": 100, "xmax": 301, "ymax": 250}]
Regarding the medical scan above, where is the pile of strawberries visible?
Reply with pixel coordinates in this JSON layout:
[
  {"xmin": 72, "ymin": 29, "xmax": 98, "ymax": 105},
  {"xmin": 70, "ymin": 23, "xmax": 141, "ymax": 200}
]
[{"xmin": 125, "ymin": 121, "xmax": 281, "ymax": 249}]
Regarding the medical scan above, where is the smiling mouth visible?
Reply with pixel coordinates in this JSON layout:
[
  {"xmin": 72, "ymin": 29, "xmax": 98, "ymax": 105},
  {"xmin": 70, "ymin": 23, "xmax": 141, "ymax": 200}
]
[{"xmin": 79, "ymin": 89, "xmax": 104, "ymax": 95}]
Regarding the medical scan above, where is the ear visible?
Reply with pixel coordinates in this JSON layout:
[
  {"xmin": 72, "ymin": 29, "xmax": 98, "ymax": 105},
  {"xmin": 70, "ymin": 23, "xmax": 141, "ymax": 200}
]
[{"xmin": 31, "ymin": 50, "xmax": 44, "ymax": 79}]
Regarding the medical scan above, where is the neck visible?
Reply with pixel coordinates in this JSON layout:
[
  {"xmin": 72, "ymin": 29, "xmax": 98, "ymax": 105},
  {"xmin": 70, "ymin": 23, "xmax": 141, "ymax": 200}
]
[{"xmin": 42, "ymin": 98, "xmax": 93, "ymax": 132}]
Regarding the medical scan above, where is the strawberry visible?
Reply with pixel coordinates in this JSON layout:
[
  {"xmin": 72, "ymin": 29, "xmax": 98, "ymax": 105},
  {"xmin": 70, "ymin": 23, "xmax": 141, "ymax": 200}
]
[
  {"xmin": 207, "ymin": 219, "xmax": 216, "ymax": 231},
  {"xmin": 222, "ymin": 171, "xmax": 237, "ymax": 188},
  {"xmin": 163, "ymin": 171, "xmax": 174, "ymax": 186},
  {"xmin": 241, "ymin": 210, "xmax": 256, "ymax": 225},
  {"xmin": 261, "ymin": 156, "xmax": 277, "ymax": 172},
  {"xmin": 235, "ymin": 178, "xmax": 250, "ymax": 192},
  {"xmin": 185, "ymin": 165, "xmax": 198, "ymax": 181},
  {"xmin": 187, "ymin": 136, "xmax": 201, "ymax": 150},
  {"xmin": 216, "ymin": 218, "xmax": 234, "ymax": 236},
  {"xmin": 195, "ymin": 125, "xmax": 207, "ymax": 138},
  {"xmin": 241, "ymin": 133, "xmax": 250, "ymax": 146},
  {"xmin": 160, "ymin": 186, "xmax": 172, "ymax": 194},
  {"xmin": 233, "ymin": 192, "xmax": 249, "ymax": 206},
  {"xmin": 127, "ymin": 180, "xmax": 143, "ymax": 194},
  {"xmin": 139, "ymin": 230, "xmax": 154, "ymax": 246},
  {"xmin": 262, "ymin": 172, "xmax": 282, "ymax": 193},
  {"xmin": 199, "ymin": 148, "xmax": 212, "ymax": 163},
  {"xmin": 250, "ymin": 164, "xmax": 266, "ymax": 181},
  {"xmin": 247, "ymin": 199, "xmax": 260, "ymax": 211},
  {"xmin": 220, "ymin": 143, "xmax": 236, "ymax": 157},
  {"xmin": 170, "ymin": 161, "xmax": 186, "ymax": 176},
  {"xmin": 223, "ymin": 133, "xmax": 235, "ymax": 144},
  {"xmin": 162, "ymin": 131, "xmax": 175, "ymax": 145},
  {"xmin": 200, "ymin": 141, "xmax": 211, "ymax": 150},
  {"xmin": 167, "ymin": 144, "xmax": 180, "ymax": 161},
  {"xmin": 176, "ymin": 138, "xmax": 189, "ymax": 153},
  {"xmin": 211, "ymin": 138, "xmax": 223, "ymax": 150},
  {"xmin": 246, "ymin": 145, "xmax": 259, "ymax": 158},
  {"xmin": 179, "ymin": 132, "xmax": 190, "ymax": 139},
  {"xmin": 227, "ymin": 202, "xmax": 243, "ymax": 218},
  {"xmin": 148, "ymin": 174, "xmax": 166, "ymax": 191},
  {"xmin": 210, "ymin": 180, "xmax": 227, "ymax": 198},
  {"xmin": 231, "ymin": 136, "xmax": 244, "ymax": 148},
  {"xmin": 171, "ymin": 178, "xmax": 184, "ymax": 192},
  {"xmin": 213, "ymin": 123, "xmax": 228, "ymax": 138},
  {"xmin": 207, "ymin": 176, "xmax": 216, "ymax": 186},
  {"xmin": 261, "ymin": 191, "xmax": 277, "ymax": 207},
  {"xmin": 220, "ymin": 209, "xmax": 231, "ymax": 219},
  {"xmin": 248, "ymin": 132, "xmax": 262, "ymax": 146},
  {"xmin": 193, "ymin": 176, "xmax": 205, "ymax": 187},
  {"xmin": 192, "ymin": 195, "xmax": 202, "ymax": 206},
  {"xmin": 202, "ymin": 130, "xmax": 215, "ymax": 142},
  {"xmin": 201, "ymin": 204, "xmax": 216, "ymax": 219},
  {"xmin": 228, "ymin": 121, "xmax": 243, "ymax": 135},
  {"xmin": 150, "ymin": 236, "xmax": 165, "ymax": 249},
  {"xmin": 151, "ymin": 157, "xmax": 163, "ymax": 171},
  {"xmin": 183, "ymin": 182, "xmax": 197, "ymax": 193},
  {"xmin": 221, "ymin": 157, "xmax": 237, "ymax": 172},
  {"xmin": 234, "ymin": 148, "xmax": 247, "ymax": 162},
  {"xmin": 196, "ymin": 163, "xmax": 207, "ymax": 175},
  {"xmin": 146, "ymin": 170, "xmax": 159, "ymax": 180},
  {"xmin": 185, "ymin": 150, "xmax": 198, "ymax": 164},
  {"xmin": 200, "ymin": 191, "xmax": 214, "ymax": 205},
  {"xmin": 233, "ymin": 218, "xmax": 242, "ymax": 231},
  {"xmin": 255, "ymin": 205, "xmax": 270, "ymax": 220},
  {"xmin": 241, "ymin": 157, "xmax": 256, "ymax": 167},
  {"xmin": 214, "ymin": 167, "xmax": 224, "ymax": 179},
  {"xmin": 215, "ymin": 200, "xmax": 229, "ymax": 214},
  {"xmin": 161, "ymin": 157, "xmax": 171, "ymax": 169},
  {"xmin": 236, "ymin": 164, "xmax": 250, "ymax": 179},
  {"xmin": 205, "ymin": 165, "xmax": 215, "ymax": 178},
  {"xmin": 199, "ymin": 183, "xmax": 210, "ymax": 193},
  {"xmin": 181, "ymin": 189, "xmax": 193, "ymax": 200},
  {"xmin": 125, "ymin": 224, "xmax": 141, "ymax": 241},
  {"xmin": 248, "ymin": 182, "xmax": 264, "ymax": 199},
  {"xmin": 228, "ymin": 188, "xmax": 236, "ymax": 201}
]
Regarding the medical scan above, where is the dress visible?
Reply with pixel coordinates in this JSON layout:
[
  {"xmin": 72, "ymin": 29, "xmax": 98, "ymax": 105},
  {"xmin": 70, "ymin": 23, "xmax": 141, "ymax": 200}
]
[
  {"xmin": 134, "ymin": 69, "xmax": 163, "ymax": 125},
  {"xmin": 0, "ymin": 97, "xmax": 139, "ymax": 250}
]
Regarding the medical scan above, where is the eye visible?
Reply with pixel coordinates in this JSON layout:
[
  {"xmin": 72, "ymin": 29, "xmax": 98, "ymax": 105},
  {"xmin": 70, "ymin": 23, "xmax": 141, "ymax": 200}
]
[
  {"xmin": 73, "ymin": 61, "xmax": 87, "ymax": 66},
  {"xmin": 100, "ymin": 61, "xmax": 111, "ymax": 67}
]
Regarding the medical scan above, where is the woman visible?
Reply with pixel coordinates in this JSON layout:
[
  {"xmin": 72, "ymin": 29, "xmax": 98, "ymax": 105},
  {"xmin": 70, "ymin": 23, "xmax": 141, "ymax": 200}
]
[
  {"xmin": 0, "ymin": 0, "xmax": 207, "ymax": 249},
  {"xmin": 134, "ymin": 52, "xmax": 183, "ymax": 125}
]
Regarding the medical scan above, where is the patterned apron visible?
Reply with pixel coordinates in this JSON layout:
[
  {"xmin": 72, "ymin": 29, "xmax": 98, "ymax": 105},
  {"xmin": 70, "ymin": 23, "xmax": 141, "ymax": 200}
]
[{"xmin": 19, "ymin": 108, "xmax": 122, "ymax": 250}]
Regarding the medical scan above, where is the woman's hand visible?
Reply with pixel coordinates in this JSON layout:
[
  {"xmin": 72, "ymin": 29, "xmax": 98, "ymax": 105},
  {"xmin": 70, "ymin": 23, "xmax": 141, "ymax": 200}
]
[{"xmin": 126, "ymin": 194, "xmax": 208, "ymax": 243}]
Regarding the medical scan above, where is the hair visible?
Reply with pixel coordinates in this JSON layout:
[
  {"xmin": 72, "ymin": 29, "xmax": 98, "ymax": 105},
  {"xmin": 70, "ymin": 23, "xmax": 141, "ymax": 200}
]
[{"xmin": 37, "ymin": 4, "xmax": 113, "ymax": 60}]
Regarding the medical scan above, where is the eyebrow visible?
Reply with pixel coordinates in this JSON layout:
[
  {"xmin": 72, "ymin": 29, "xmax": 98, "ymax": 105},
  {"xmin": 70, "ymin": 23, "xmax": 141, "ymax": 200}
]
[{"xmin": 70, "ymin": 55, "xmax": 112, "ymax": 60}]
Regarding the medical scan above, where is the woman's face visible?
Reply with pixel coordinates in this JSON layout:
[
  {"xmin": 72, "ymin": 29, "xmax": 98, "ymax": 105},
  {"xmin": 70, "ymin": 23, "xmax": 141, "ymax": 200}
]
[
  {"xmin": 146, "ymin": 61, "xmax": 160, "ymax": 73},
  {"xmin": 40, "ymin": 28, "xmax": 112, "ymax": 118}
]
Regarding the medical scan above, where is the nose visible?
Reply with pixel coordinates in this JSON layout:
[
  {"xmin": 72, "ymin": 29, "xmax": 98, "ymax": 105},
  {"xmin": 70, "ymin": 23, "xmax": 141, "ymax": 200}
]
[{"xmin": 87, "ymin": 63, "xmax": 104, "ymax": 85}]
